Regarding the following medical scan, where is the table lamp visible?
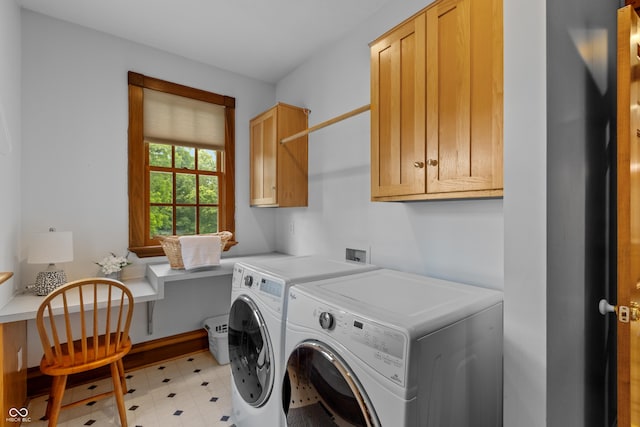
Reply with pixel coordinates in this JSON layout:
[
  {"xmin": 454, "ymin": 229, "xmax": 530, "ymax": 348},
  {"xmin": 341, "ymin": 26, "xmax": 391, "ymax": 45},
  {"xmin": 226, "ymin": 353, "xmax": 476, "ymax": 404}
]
[{"xmin": 28, "ymin": 228, "xmax": 74, "ymax": 295}]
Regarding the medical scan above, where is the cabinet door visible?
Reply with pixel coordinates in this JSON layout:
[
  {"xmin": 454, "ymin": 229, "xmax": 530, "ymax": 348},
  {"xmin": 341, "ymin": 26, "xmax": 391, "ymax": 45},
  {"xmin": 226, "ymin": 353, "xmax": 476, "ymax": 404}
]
[
  {"xmin": 371, "ymin": 13, "xmax": 426, "ymax": 198},
  {"xmin": 250, "ymin": 109, "xmax": 277, "ymax": 206},
  {"xmin": 276, "ymin": 105, "xmax": 308, "ymax": 207},
  {"xmin": 425, "ymin": 0, "xmax": 503, "ymax": 194}
]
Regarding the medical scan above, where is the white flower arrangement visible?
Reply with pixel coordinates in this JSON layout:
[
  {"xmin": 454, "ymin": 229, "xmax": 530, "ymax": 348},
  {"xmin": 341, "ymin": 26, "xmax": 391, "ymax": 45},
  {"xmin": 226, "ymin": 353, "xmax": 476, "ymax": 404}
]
[{"xmin": 96, "ymin": 252, "xmax": 131, "ymax": 275}]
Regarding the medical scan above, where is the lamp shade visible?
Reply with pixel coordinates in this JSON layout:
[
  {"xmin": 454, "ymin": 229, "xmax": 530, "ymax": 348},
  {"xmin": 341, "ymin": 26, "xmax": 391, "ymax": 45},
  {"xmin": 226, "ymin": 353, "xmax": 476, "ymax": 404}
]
[{"xmin": 28, "ymin": 231, "xmax": 74, "ymax": 264}]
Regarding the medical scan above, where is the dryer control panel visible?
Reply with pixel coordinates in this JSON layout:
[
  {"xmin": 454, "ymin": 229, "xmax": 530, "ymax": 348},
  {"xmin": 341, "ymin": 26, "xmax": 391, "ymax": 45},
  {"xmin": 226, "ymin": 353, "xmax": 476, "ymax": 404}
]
[
  {"xmin": 319, "ymin": 306, "xmax": 406, "ymax": 386},
  {"xmin": 288, "ymin": 291, "xmax": 408, "ymax": 387}
]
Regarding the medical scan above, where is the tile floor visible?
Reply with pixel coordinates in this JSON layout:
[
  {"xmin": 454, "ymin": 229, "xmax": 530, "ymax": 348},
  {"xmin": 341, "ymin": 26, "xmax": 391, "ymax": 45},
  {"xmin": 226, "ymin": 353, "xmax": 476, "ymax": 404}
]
[{"xmin": 26, "ymin": 351, "xmax": 235, "ymax": 427}]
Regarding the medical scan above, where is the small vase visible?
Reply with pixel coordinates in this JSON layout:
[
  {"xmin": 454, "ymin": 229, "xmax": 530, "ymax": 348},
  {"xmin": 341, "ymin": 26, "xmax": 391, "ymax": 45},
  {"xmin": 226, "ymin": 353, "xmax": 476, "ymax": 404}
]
[{"xmin": 105, "ymin": 271, "xmax": 122, "ymax": 281}]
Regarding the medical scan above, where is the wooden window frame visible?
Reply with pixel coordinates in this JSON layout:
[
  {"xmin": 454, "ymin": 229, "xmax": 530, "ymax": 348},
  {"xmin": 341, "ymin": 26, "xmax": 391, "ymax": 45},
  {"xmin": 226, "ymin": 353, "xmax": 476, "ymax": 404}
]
[{"xmin": 128, "ymin": 71, "xmax": 236, "ymax": 257}]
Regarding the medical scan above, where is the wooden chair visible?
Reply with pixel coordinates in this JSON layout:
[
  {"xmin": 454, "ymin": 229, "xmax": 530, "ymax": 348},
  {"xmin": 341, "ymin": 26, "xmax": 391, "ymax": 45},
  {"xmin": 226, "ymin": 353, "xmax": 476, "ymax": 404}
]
[{"xmin": 36, "ymin": 278, "xmax": 134, "ymax": 426}]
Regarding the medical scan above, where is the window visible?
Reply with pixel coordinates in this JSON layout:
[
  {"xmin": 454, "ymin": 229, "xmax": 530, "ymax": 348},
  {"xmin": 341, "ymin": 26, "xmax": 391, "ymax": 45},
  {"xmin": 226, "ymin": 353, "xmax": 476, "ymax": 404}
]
[
  {"xmin": 128, "ymin": 72, "xmax": 236, "ymax": 257},
  {"xmin": 147, "ymin": 143, "xmax": 221, "ymax": 236}
]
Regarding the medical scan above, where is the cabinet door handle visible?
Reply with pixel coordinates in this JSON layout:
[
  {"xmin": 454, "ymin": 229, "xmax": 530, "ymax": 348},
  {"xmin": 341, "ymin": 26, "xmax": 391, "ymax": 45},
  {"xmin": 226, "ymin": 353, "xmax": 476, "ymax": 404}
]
[
  {"xmin": 413, "ymin": 161, "xmax": 425, "ymax": 168},
  {"xmin": 427, "ymin": 159, "xmax": 438, "ymax": 166}
]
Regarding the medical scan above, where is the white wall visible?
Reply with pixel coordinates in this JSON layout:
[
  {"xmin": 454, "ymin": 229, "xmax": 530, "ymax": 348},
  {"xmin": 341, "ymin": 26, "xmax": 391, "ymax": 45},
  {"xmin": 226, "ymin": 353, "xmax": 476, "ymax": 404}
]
[
  {"xmin": 275, "ymin": 0, "xmax": 547, "ymax": 425},
  {"xmin": 0, "ymin": 0, "xmax": 22, "ymax": 303},
  {"xmin": 503, "ymin": 0, "xmax": 547, "ymax": 426},
  {"xmin": 20, "ymin": 10, "xmax": 279, "ymax": 365}
]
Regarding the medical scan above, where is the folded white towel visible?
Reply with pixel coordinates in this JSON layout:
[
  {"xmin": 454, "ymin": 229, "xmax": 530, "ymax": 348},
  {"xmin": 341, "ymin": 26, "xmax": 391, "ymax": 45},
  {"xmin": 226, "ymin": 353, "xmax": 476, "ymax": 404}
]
[{"xmin": 179, "ymin": 235, "xmax": 221, "ymax": 270}]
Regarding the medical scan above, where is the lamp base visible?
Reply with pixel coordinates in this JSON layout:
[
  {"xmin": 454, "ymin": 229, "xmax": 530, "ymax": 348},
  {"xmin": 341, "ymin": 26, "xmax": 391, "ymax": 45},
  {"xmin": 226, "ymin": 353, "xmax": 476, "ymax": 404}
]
[{"xmin": 35, "ymin": 270, "xmax": 67, "ymax": 296}]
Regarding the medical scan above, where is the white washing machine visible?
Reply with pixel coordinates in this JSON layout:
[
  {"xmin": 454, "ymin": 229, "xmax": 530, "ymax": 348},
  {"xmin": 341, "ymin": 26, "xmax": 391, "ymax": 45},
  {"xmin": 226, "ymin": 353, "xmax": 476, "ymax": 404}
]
[
  {"xmin": 282, "ymin": 269, "xmax": 504, "ymax": 427},
  {"xmin": 228, "ymin": 255, "xmax": 379, "ymax": 427}
]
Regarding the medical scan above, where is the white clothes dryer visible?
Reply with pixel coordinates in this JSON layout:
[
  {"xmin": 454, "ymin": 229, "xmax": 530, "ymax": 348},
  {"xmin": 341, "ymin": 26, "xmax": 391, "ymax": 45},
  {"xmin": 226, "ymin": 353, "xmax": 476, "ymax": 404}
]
[
  {"xmin": 282, "ymin": 269, "xmax": 504, "ymax": 427},
  {"xmin": 228, "ymin": 256, "xmax": 378, "ymax": 427}
]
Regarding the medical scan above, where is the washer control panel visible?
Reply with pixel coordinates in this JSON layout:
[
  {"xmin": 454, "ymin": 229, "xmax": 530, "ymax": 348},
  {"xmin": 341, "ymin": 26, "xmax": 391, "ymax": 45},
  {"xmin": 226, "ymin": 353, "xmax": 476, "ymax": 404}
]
[
  {"xmin": 232, "ymin": 264, "xmax": 286, "ymax": 313},
  {"xmin": 232, "ymin": 264, "xmax": 245, "ymax": 288}
]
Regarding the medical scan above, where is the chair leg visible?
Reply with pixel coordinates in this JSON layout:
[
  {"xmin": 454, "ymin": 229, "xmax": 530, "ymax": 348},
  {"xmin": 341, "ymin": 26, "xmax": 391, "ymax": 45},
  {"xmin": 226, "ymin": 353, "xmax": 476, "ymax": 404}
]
[
  {"xmin": 45, "ymin": 375, "xmax": 67, "ymax": 427},
  {"xmin": 110, "ymin": 361, "xmax": 128, "ymax": 427},
  {"xmin": 117, "ymin": 358, "xmax": 127, "ymax": 393}
]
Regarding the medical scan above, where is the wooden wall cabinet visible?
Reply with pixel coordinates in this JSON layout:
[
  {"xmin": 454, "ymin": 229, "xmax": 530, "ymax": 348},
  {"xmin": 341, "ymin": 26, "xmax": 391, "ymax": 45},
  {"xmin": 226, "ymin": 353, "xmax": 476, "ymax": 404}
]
[
  {"xmin": 370, "ymin": 0, "xmax": 503, "ymax": 201},
  {"xmin": 250, "ymin": 103, "xmax": 308, "ymax": 207},
  {"xmin": 627, "ymin": 0, "xmax": 640, "ymax": 13}
]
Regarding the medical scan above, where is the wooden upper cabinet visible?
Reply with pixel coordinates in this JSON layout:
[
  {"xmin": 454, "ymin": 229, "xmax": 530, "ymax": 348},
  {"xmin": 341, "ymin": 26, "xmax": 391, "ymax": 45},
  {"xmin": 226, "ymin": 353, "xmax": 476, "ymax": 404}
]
[
  {"xmin": 627, "ymin": 0, "xmax": 640, "ymax": 13},
  {"xmin": 250, "ymin": 103, "xmax": 308, "ymax": 207},
  {"xmin": 370, "ymin": 0, "xmax": 503, "ymax": 201},
  {"xmin": 370, "ymin": 13, "xmax": 426, "ymax": 198}
]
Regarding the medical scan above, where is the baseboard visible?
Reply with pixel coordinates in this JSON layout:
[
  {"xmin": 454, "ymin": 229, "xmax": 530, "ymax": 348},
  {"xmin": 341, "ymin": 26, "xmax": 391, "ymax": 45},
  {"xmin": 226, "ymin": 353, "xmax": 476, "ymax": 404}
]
[{"xmin": 27, "ymin": 329, "xmax": 209, "ymax": 399}]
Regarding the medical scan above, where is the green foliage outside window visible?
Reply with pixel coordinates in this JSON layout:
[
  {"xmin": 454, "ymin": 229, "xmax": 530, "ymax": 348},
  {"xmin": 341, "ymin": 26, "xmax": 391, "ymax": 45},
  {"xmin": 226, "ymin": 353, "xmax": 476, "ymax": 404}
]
[{"xmin": 148, "ymin": 142, "xmax": 219, "ymax": 238}]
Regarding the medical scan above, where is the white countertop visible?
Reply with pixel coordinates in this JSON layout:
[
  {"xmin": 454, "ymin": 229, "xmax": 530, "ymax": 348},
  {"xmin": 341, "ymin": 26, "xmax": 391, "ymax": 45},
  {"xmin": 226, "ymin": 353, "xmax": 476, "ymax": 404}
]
[
  {"xmin": 0, "ymin": 277, "xmax": 156, "ymax": 323},
  {"xmin": 0, "ymin": 252, "xmax": 291, "ymax": 324}
]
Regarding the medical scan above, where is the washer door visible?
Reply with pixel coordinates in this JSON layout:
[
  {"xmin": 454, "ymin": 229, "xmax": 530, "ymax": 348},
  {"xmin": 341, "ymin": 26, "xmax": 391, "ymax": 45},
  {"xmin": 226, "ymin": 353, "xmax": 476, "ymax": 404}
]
[
  {"xmin": 229, "ymin": 294, "xmax": 273, "ymax": 407},
  {"xmin": 282, "ymin": 340, "xmax": 380, "ymax": 427}
]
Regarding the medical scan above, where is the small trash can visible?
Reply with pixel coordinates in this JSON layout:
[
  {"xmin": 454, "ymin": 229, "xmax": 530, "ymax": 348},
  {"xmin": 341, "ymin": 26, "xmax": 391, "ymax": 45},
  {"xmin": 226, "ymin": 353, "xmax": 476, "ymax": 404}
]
[{"xmin": 203, "ymin": 314, "xmax": 229, "ymax": 365}]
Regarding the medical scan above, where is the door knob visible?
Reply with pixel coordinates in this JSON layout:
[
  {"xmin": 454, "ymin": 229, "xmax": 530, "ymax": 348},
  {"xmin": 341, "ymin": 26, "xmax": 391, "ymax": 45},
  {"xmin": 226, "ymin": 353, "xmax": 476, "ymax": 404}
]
[
  {"xmin": 632, "ymin": 302, "xmax": 640, "ymax": 321},
  {"xmin": 427, "ymin": 159, "xmax": 438, "ymax": 166},
  {"xmin": 599, "ymin": 299, "xmax": 616, "ymax": 315},
  {"xmin": 413, "ymin": 161, "xmax": 425, "ymax": 168},
  {"xmin": 599, "ymin": 299, "xmax": 640, "ymax": 322}
]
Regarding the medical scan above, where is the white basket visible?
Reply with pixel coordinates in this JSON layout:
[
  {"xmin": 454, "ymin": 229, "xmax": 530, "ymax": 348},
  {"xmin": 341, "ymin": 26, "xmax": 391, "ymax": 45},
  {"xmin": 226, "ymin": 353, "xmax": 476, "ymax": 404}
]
[{"xmin": 203, "ymin": 315, "xmax": 229, "ymax": 365}]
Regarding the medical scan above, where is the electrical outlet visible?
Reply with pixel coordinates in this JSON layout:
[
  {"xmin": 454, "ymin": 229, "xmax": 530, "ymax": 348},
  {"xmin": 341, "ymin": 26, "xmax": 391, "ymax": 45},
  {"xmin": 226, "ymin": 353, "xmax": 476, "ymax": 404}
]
[{"xmin": 345, "ymin": 248, "xmax": 367, "ymax": 263}]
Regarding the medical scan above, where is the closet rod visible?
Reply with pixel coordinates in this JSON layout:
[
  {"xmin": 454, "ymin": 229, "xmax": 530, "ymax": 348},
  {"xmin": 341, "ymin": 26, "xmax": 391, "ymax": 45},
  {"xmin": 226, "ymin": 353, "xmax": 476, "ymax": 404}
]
[
  {"xmin": 280, "ymin": 104, "xmax": 371, "ymax": 144},
  {"xmin": 0, "ymin": 272, "xmax": 13, "ymax": 286}
]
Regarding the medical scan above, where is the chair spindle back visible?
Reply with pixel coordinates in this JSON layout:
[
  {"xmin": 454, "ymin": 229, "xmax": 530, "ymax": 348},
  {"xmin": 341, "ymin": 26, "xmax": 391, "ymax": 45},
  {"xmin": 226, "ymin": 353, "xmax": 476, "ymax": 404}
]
[{"xmin": 36, "ymin": 278, "xmax": 134, "ymax": 368}]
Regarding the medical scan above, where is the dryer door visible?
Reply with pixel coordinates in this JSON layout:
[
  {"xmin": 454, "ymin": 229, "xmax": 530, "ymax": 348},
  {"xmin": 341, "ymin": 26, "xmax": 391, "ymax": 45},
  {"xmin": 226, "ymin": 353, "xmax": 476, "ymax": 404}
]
[
  {"xmin": 229, "ymin": 294, "xmax": 274, "ymax": 407},
  {"xmin": 282, "ymin": 340, "xmax": 380, "ymax": 427}
]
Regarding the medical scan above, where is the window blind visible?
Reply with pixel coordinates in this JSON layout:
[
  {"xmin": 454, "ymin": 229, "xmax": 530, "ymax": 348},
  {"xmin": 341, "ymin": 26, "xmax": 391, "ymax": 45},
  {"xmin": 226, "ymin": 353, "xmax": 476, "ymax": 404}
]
[{"xmin": 143, "ymin": 88, "xmax": 225, "ymax": 150}]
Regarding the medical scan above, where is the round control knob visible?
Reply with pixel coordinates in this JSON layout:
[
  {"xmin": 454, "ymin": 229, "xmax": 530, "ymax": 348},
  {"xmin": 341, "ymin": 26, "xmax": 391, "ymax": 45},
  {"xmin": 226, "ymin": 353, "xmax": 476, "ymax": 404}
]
[
  {"xmin": 244, "ymin": 275, "xmax": 254, "ymax": 287},
  {"xmin": 319, "ymin": 312, "xmax": 335, "ymax": 330}
]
